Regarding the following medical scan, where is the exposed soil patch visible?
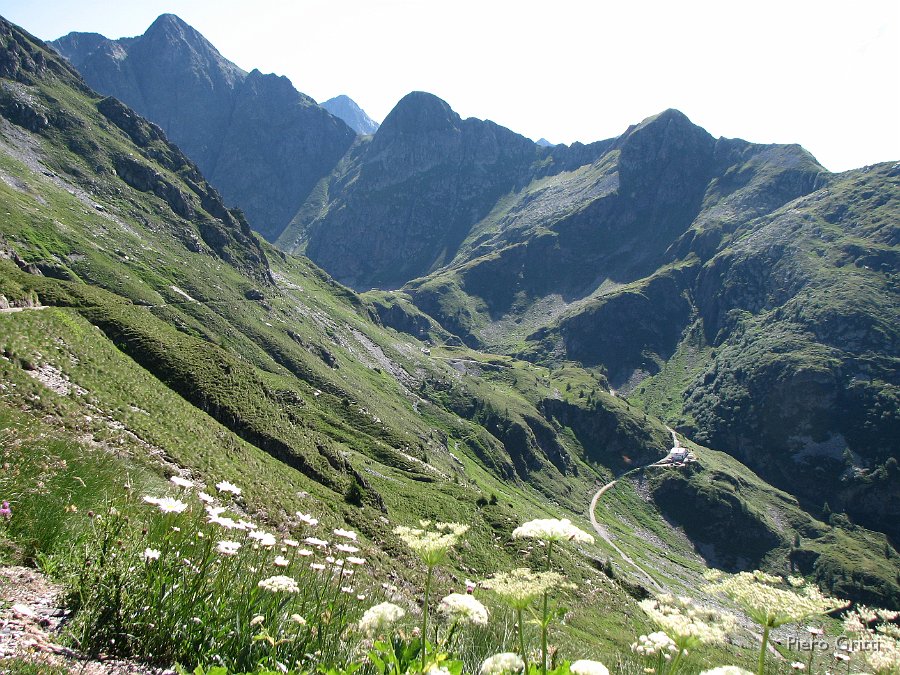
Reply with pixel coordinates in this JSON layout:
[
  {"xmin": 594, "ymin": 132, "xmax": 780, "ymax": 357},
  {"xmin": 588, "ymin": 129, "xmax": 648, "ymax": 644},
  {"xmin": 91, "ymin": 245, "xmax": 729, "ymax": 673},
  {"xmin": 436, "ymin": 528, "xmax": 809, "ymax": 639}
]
[{"xmin": 0, "ymin": 565, "xmax": 169, "ymax": 674}]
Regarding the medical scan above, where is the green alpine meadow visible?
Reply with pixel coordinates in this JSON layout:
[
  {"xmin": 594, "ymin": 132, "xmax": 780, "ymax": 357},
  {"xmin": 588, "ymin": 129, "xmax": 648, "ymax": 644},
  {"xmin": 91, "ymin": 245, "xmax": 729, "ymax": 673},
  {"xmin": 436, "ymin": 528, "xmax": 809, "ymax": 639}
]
[{"xmin": 0, "ymin": 10, "xmax": 897, "ymax": 675}]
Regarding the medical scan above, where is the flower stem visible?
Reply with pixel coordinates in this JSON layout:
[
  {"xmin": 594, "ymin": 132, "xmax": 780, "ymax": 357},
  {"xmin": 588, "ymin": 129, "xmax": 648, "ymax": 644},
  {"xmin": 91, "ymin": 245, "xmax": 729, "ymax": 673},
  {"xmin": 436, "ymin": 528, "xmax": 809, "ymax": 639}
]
[
  {"xmin": 541, "ymin": 593, "xmax": 549, "ymax": 675},
  {"xmin": 422, "ymin": 564, "xmax": 433, "ymax": 672},
  {"xmin": 758, "ymin": 623, "xmax": 771, "ymax": 675},
  {"xmin": 517, "ymin": 607, "xmax": 528, "ymax": 675},
  {"xmin": 541, "ymin": 539, "xmax": 553, "ymax": 675}
]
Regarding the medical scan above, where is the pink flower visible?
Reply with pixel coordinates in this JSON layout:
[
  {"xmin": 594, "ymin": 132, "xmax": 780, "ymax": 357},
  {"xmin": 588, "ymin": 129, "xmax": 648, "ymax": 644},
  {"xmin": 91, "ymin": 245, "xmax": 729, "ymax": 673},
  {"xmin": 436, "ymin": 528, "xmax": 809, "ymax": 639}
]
[{"xmin": 0, "ymin": 501, "xmax": 10, "ymax": 518}]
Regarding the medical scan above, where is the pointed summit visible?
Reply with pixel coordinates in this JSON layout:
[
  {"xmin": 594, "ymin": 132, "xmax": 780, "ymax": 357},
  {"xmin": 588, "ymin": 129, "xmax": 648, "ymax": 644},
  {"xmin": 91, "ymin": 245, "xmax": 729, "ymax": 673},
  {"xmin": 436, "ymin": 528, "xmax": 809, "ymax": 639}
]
[
  {"xmin": 377, "ymin": 91, "xmax": 460, "ymax": 138},
  {"xmin": 320, "ymin": 95, "xmax": 379, "ymax": 135},
  {"xmin": 51, "ymin": 15, "xmax": 354, "ymax": 242}
]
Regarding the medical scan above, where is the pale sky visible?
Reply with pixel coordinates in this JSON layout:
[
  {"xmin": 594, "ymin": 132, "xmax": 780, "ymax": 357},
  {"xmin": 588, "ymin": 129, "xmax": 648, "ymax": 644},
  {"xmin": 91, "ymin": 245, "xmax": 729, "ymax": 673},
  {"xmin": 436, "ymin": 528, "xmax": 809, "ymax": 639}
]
[{"xmin": 1, "ymin": 0, "xmax": 897, "ymax": 172}]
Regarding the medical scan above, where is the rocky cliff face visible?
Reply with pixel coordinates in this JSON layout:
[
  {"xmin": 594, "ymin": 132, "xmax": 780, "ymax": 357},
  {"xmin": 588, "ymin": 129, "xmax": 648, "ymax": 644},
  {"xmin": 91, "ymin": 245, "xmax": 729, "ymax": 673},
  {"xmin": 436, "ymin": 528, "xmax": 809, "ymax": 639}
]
[
  {"xmin": 320, "ymin": 95, "xmax": 379, "ymax": 135},
  {"xmin": 52, "ymin": 14, "xmax": 356, "ymax": 241},
  {"xmin": 297, "ymin": 92, "xmax": 556, "ymax": 289}
]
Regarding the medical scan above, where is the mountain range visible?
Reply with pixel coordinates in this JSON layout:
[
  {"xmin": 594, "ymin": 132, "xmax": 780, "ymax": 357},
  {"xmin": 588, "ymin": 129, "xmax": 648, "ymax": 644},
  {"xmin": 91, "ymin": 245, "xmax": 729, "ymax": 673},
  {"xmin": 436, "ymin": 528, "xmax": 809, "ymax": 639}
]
[
  {"xmin": 0, "ymin": 11, "xmax": 896, "ymax": 656},
  {"xmin": 46, "ymin": 10, "xmax": 900, "ymax": 568},
  {"xmin": 52, "ymin": 14, "xmax": 357, "ymax": 241}
]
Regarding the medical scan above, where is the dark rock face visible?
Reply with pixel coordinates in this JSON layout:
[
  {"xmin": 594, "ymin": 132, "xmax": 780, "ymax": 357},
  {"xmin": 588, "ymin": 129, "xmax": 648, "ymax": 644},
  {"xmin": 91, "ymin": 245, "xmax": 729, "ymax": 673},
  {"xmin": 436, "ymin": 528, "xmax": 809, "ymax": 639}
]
[
  {"xmin": 320, "ymin": 94, "xmax": 379, "ymax": 135},
  {"xmin": 296, "ymin": 92, "xmax": 605, "ymax": 289},
  {"xmin": 53, "ymin": 14, "xmax": 356, "ymax": 241}
]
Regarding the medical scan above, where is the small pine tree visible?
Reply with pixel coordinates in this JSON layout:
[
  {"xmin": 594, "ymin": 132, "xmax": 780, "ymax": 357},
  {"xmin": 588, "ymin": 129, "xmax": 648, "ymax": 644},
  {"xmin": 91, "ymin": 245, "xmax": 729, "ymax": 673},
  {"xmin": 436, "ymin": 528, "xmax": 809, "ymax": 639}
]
[
  {"xmin": 822, "ymin": 501, "xmax": 832, "ymax": 519},
  {"xmin": 345, "ymin": 479, "xmax": 365, "ymax": 507}
]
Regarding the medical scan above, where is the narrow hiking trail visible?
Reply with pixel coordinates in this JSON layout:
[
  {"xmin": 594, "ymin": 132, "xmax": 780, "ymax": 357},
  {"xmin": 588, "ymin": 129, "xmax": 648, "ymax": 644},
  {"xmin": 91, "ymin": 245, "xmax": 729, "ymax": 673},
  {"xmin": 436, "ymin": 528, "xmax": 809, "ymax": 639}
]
[
  {"xmin": 587, "ymin": 427, "xmax": 683, "ymax": 592},
  {"xmin": 589, "ymin": 473, "xmax": 664, "ymax": 592}
]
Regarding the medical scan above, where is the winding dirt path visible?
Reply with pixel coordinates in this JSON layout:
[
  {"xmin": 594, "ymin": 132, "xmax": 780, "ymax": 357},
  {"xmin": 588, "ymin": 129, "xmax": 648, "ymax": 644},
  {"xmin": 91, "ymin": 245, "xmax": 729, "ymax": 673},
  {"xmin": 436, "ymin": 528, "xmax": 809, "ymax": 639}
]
[{"xmin": 589, "ymin": 473, "xmax": 663, "ymax": 592}]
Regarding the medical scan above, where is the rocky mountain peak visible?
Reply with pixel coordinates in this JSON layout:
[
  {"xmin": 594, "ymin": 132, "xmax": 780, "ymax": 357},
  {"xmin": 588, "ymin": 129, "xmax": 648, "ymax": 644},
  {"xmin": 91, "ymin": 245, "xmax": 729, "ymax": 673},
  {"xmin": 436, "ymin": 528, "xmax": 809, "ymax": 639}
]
[
  {"xmin": 320, "ymin": 95, "xmax": 379, "ymax": 135},
  {"xmin": 133, "ymin": 13, "xmax": 245, "ymax": 87},
  {"xmin": 376, "ymin": 91, "xmax": 461, "ymax": 139},
  {"xmin": 616, "ymin": 108, "xmax": 716, "ymax": 200}
]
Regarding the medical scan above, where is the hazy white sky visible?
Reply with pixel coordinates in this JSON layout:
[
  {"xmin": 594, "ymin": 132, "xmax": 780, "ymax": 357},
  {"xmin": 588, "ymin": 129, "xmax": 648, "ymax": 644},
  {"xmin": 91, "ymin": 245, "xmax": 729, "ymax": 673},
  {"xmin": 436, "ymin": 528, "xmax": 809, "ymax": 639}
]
[{"xmin": 1, "ymin": 0, "xmax": 897, "ymax": 172}]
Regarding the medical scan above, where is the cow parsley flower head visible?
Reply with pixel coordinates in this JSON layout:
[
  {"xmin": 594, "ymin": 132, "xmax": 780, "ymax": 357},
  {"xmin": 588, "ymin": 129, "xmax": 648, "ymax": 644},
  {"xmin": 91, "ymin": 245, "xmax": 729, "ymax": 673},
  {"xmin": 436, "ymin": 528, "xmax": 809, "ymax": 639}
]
[
  {"xmin": 393, "ymin": 522, "xmax": 469, "ymax": 567},
  {"xmin": 258, "ymin": 575, "xmax": 300, "ymax": 593},
  {"xmin": 706, "ymin": 571, "xmax": 846, "ymax": 629},
  {"xmin": 438, "ymin": 592, "xmax": 489, "ymax": 625},
  {"xmin": 639, "ymin": 594, "xmax": 734, "ymax": 650},
  {"xmin": 512, "ymin": 518, "xmax": 594, "ymax": 544},
  {"xmin": 358, "ymin": 601, "xmax": 405, "ymax": 638},
  {"xmin": 631, "ymin": 631, "xmax": 678, "ymax": 657},
  {"xmin": 481, "ymin": 568, "xmax": 574, "ymax": 610},
  {"xmin": 569, "ymin": 660, "xmax": 609, "ymax": 675},
  {"xmin": 865, "ymin": 638, "xmax": 900, "ymax": 673},
  {"xmin": 480, "ymin": 652, "xmax": 525, "ymax": 674}
]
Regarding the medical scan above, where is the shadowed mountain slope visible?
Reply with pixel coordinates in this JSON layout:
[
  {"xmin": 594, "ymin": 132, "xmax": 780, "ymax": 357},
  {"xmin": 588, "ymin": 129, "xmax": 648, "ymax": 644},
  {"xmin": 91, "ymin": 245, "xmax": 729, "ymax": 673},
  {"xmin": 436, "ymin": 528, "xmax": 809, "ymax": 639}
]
[{"xmin": 53, "ymin": 14, "xmax": 356, "ymax": 240}]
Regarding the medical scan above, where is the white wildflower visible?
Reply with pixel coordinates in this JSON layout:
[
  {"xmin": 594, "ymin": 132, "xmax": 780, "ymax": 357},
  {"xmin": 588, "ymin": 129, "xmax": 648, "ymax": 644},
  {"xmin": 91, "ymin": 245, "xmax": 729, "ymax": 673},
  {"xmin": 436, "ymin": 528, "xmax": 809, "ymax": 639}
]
[
  {"xmin": 170, "ymin": 476, "xmax": 193, "ymax": 488},
  {"xmin": 216, "ymin": 480, "xmax": 241, "ymax": 495},
  {"xmin": 631, "ymin": 631, "xmax": 678, "ymax": 656},
  {"xmin": 706, "ymin": 571, "xmax": 846, "ymax": 629},
  {"xmin": 336, "ymin": 543, "xmax": 359, "ymax": 553},
  {"xmin": 153, "ymin": 497, "xmax": 188, "ymax": 514},
  {"xmin": 358, "ymin": 601, "xmax": 405, "ymax": 638},
  {"xmin": 569, "ymin": 660, "xmax": 609, "ymax": 675},
  {"xmin": 512, "ymin": 518, "xmax": 594, "ymax": 544},
  {"xmin": 347, "ymin": 556, "xmax": 366, "ymax": 565},
  {"xmin": 248, "ymin": 530, "xmax": 277, "ymax": 547},
  {"xmin": 258, "ymin": 575, "xmax": 300, "ymax": 593},
  {"xmin": 273, "ymin": 556, "xmax": 290, "ymax": 567},
  {"xmin": 304, "ymin": 536, "xmax": 329, "ymax": 548},
  {"xmin": 639, "ymin": 594, "xmax": 734, "ymax": 650},
  {"xmin": 284, "ymin": 538, "xmax": 299, "ymax": 547},
  {"xmin": 209, "ymin": 515, "xmax": 241, "ymax": 530},
  {"xmin": 438, "ymin": 593, "xmax": 489, "ymax": 625},
  {"xmin": 333, "ymin": 528, "xmax": 357, "ymax": 540},
  {"xmin": 481, "ymin": 568, "xmax": 574, "ymax": 609},
  {"xmin": 142, "ymin": 548, "xmax": 161, "ymax": 561},
  {"xmin": 296, "ymin": 512, "xmax": 318, "ymax": 526},
  {"xmin": 699, "ymin": 668, "xmax": 754, "ymax": 675},
  {"xmin": 480, "ymin": 652, "xmax": 525, "ymax": 674},
  {"xmin": 197, "ymin": 491, "xmax": 214, "ymax": 503},
  {"xmin": 216, "ymin": 540, "xmax": 241, "ymax": 556},
  {"xmin": 393, "ymin": 522, "xmax": 469, "ymax": 567}
]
